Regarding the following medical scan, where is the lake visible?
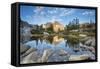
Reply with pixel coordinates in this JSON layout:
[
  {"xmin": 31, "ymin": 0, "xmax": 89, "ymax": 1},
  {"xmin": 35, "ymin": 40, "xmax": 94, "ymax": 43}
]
[{"xmin": 20, "ymin": 35, "xmax": 95, "ymax": 63}]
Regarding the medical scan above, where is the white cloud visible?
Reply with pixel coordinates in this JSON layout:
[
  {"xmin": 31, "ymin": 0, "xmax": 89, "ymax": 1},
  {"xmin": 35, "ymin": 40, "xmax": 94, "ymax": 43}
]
[
  {"xmin": 47, "ymin": 10, "xmax": 54, "ymax": 14},
  {"xmin": 33, "ymin": 6, "xmax": 44, "ymax": 14},
  {"xmin": 40, "ymin": 11, "xmax": 45, "ymax": 15},
  {"xmin": 82, "ymin": 11, "xmax": 95, "ymax": 15},
  {"xmin": 59, "ymin": 9, "xmax": 75, "ymax": 16}
]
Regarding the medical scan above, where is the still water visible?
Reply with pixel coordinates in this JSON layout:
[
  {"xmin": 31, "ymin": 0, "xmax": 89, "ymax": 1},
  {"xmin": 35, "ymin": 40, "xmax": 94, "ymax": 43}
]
[{"xmin": 22, "ymin": 35, "xmax": 95, "ymax": 62}]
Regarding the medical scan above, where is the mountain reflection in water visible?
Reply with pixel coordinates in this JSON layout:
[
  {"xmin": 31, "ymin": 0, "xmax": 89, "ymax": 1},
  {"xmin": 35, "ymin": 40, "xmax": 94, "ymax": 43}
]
[{"xmin": 21, "ymin": 35, "xmax": 95, "ymax": 63}]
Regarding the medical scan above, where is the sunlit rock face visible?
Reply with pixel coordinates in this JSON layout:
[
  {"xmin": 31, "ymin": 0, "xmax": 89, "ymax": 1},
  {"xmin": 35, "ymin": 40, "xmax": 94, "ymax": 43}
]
[
  {"xmin": 42, "ymin": 21, "xmax": 64, "ymax": 33},
  {"xmin": 52, "ymin": 21, "xmax": 64, "ymax": 33}
]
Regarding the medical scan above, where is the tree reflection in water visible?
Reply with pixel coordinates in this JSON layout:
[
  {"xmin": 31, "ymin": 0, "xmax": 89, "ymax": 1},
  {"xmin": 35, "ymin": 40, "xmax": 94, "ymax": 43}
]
[{"xmin": 21, "ymin": 35, "xmax": 95, "ymax": 63}]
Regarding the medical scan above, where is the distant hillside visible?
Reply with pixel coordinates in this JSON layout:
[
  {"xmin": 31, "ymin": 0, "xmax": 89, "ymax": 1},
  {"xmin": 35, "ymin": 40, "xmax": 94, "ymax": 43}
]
[
  {"xmin": 20, "ymin": 19, "xmax": 32, "ymax": 43},
  {"xmin": 20, "ymin": 19, "xmax": 32, "ymax": 28}
]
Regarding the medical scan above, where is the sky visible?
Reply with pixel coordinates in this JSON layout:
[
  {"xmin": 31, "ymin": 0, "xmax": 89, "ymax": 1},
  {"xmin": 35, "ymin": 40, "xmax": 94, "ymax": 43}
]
[{"xmin": 20, "ymin": 5, "xmax": 96, "ymax": 26}]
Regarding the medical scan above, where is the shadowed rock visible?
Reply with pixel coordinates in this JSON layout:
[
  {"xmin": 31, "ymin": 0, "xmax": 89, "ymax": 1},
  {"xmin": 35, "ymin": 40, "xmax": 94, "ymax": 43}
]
[
  {"xmin": 58, "ymin": 49, "xmax": 68, "ymax": 56},
  {"xmin": 20, "ymin": 47, "xmax": 38, "ymax": 64},
  {"xmin": 85, "ymin": 37, "xmax": 95, "ymax": 47},
  {"xmin": 21, "ymin": 48, "xmax": 37, "ymax": 58},
  {"xmin": 79, "ymin": 43, "xmax": 95, "ymax": 54},
  {"xmin": 20, "ymin": 44, "xmax": 30, "ymax": 54},
  {"xmin": 20, "ymin": 51, "xmax": 38, "ymax": 64}
]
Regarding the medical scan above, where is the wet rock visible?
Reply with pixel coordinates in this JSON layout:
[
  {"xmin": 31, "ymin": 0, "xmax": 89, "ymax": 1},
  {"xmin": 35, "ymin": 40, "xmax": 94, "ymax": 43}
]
[
  {"xmin": 85, "ymin": 37, "xmax": 95, "ymax": 47},
  {"xmin": 21, "ymin": 48, "xmax": 37, "ymax": 58},
  {"xmin": 91, "ymin": 38, "xmax": 95, "ymax": 47},
  {"xmin": 85, "ymin": 39, "xmax": 92, "ymax": 46},
  {"xmin": 20, "ymin": 44, "xmax": 30, "ymax": 54},
  {"xmin": 58, "ymin": 49, "xmax": 68, "ymax": 56},
  {"xmin": 38, "ymin": 49, "xmax": 53, "ymax": 62},
  {"xmin": 79, "ymin": 43, "xmax": 95, "ymax": 54},
  {"xmin": 21, "ymin": 51, "xmax": 38, "ymax": 64},
  {"xmin": 80, "ymin": 37, "xmax": 91, "ymax": 43},
  {"xmin": 69, "ymin": 54, "xmax": 90, "ymax": 61}
]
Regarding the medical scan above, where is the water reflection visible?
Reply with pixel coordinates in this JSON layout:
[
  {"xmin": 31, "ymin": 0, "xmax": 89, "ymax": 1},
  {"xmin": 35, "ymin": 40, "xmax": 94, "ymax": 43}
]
[
  {"xmin": 30, "ymin": 35, "xmax": 65, "ymax": 46},
  {"xmin": 25, "ymin": 35, "xmax": 83, "ymax": 57},
  {"xmin": 52, "ymin": 36, "xmax": 64, "ymax": 45},
  {"xmin": 21, "ymin": 35, "xmax": 95, "ymax": 63}
]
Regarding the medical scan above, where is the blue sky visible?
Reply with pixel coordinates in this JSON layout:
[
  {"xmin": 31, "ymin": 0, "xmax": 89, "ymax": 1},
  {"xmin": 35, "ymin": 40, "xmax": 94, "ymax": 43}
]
[{"xmin": 20, "ymin": 5, "xmax": 95, "ymax": 26}]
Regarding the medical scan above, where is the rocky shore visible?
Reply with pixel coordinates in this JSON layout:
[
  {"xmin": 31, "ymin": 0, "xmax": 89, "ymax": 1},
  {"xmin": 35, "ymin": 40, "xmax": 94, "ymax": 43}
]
[{"xmin": 79, "ymin": 37, "xmax": 95, "ymax": 54}]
